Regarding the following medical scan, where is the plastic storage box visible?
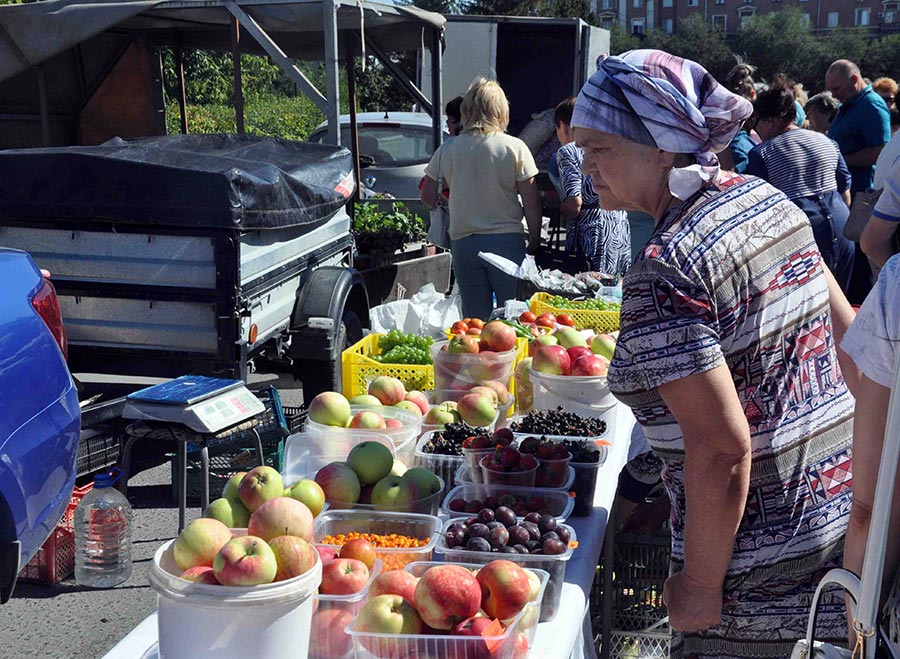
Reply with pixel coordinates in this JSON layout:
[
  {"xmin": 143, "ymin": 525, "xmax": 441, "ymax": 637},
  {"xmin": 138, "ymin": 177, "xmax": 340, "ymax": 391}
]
[
  {"xmin": 440, "ymin": 482, "xmax": 574, "ymax": 523},
  {"xmin": 282, "ymin": 430, "xmax": 395, "ymax": 484},
  {"xmin": 431, "ymin": 340, "xmax": 517, "ymax": 391},
  {"xmin": 305, "ymin": 404, "xmax": 421, "ymax": 465},
  {"xmin": 435, "ymin": 518, "xmax": 577, "ymax": 622},
  {"xmin": 455, "ymin": 462, "xmax": 576, "ymax": 493},
  {"xmin": 529, "ymin": 292, "xmax": 620, "ymax": 332},
  {"xmin": 529, "ymin": 368, "xmax": 617, "ymax": 422},
  {"xmin": 314, "ymin": 510, "xmax": 441, "ymax": 571},
  {"xmin": 310, "ymin": 559, "xmax": 382, "ymax": 659},
  {"xmin": 414, "ymin": 431, "xmax": 465, "ymax": 490},
  {"xmin": 341, "ymin": 334, "xmax": 435, "ymax": 398},
  {"xmin": 480, "ymin": 454, "xmax": 537, "ymax": 487},
  {"xmin": 18, "ymin": 483, "xmax": 93, "ymax": 585}
]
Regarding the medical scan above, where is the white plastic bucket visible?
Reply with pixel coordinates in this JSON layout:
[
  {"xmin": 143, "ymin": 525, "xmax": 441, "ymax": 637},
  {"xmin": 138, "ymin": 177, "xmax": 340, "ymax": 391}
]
[
  {"xmin": 530, "ymin": 367, "xmax": 617, "ymax": 419},
  {"xmin": 148, "ymin": 536, "xmax": 322, "ymax": 659}
]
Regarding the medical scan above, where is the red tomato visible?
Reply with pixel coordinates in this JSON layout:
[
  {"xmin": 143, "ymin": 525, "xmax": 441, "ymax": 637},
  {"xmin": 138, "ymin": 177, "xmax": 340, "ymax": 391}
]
[
  {"xmin": 535, "ymin": 313, "xmax": 556, "ymax": 329},
  {"xmin": 468, "ymin": 318, "xmax": 485, "ymax": 330},
  {"xmin": 451, "ymin": 321, "xmax": 469, "ymax": 335},
  {"xmin": 519, "ymin": 311, "xmax": 537, "ymax": 323},
  {"xmin": 557, "ymin": 313, "xmax": 575, "ymax": 327}
]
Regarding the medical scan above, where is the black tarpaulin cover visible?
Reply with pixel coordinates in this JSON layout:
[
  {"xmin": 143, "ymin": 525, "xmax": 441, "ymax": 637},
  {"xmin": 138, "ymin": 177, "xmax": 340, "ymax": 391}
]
[{"xmin": 0, "ymin": 134, "xmax": 356, "ymax": 230}]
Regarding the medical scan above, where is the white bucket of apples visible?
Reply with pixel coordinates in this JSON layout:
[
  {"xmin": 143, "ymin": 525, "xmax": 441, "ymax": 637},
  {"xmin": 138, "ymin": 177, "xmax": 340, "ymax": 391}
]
[{"xmin": 148, "ymin": 475, "xmax": 323, "ymax": 659}]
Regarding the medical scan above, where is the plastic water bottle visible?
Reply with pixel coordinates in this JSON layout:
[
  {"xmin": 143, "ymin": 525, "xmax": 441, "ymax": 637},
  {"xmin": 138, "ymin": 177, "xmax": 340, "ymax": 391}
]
[{"xmin": 74, "ymin": 469, "xmax": 133, "ymax": 587}]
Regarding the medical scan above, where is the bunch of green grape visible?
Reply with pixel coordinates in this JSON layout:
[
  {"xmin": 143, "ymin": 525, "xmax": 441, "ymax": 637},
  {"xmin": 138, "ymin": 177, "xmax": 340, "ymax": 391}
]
[
  {"xmin": 546, "ymin": 296, "xmax": 621, "ymax": 312},
  {"xmin": 373, "ymin": 330, "xmax": 433, "ymax": 365}
]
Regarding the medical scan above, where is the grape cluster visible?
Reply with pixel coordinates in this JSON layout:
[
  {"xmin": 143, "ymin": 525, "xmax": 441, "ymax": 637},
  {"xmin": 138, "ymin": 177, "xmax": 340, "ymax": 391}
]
[
  {"xmin": 545, "ymin": 296, "xmax": 621, "ymax": 312},
  {"xmin": 373, "ymin": 330, "xmax": 434, "ymax": 365}
]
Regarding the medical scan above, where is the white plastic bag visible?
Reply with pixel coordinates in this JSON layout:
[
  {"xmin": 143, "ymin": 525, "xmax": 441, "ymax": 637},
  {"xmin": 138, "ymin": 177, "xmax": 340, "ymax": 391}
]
[{"xmin": 369, "ymin": 284, "xmax": 461, "ymax": 338}]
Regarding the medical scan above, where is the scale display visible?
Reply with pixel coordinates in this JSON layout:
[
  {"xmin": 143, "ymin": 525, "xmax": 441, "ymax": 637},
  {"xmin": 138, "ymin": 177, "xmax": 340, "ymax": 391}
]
[{"xmin": 123, "ymin": 376, "xmax": 265, "ymax": 434}]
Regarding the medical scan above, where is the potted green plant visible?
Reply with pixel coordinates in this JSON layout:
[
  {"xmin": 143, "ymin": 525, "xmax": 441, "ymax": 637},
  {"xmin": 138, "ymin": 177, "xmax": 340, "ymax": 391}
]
[{"xmin": 352, "ymin": 202, "xmax": 427, "ymax": 268}]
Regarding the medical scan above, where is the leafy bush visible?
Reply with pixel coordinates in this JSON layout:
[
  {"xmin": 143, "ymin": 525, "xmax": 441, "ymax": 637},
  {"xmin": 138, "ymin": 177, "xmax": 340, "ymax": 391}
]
[
  {"xmin": 165, "ymin": 95, "xmax": 326, "ymax": 140},
  {"xmin": 353, "ymin": 201, "xmax": 425, "ymax": 254}
]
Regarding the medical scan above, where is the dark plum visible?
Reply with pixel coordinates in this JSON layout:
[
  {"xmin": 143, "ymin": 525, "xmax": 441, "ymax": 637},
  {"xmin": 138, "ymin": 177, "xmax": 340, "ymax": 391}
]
[
  {"xmin": 540, "ymin": 531, "xmax": 560, "ymax": 545},
  {"xmin": 467, "ymin": 522, "xmax": 490, "ymax": 539},
  {"xmin": 538, "ymin": 514, "xmax": 558, "ymax": 534},
  {"xmin": 487, "ymin": 521, "xmax": 505, "ymax": 531},
  {"xmin": 523, "ymin": 512, "xmax": 542, "ymax": 525},
  {"xmin": 466, "ymin": 536, "xmax": 492, "ymax": 552},
  {"xmin": 555, "ymin": 526, "xmax": 571, "ymax": 544},
  {"xmin": 483, "ymin": 495, "xmax": 499, "ymax": 510},
  {"xmin": 507, "ymin": 525, "xmax": 530, "ymax": 546},
  {"xmin": 514, "ymin": 544, "xmax": 530, "ymax": 554},
  {"xmin": 525, "ymin": 539, "xmax": 540, "ymax": 551},
  {"xmin": 477, "ymin": 508, "xmax": 495, "ymax": 524},
  {"xmin": 543, "ymin": 537, "xmax": 567, "ymax": 555},
  {"xmin": 489, "ymin": 526, "xmax": 510, "ymax": 549},
  {"xmin": 494, "ymin": 506, "xmax": 516, "ymax": 527},
  {"xmin": 500, "ymin": 546, "xmax": 518, "ymax": 554},
  {"xmin": 445, "ymin": 527, "xmax": 465, "ymax": 548},
  {"xmin": 522, "ymin": 521, "xmax": 541, "ymax": 541}
]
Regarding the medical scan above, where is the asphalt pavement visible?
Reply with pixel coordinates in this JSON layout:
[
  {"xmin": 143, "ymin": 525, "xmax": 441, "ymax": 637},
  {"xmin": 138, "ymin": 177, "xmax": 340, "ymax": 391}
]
[{"xmin": 0, "ymin": 369, "xmax": 305, "ymax": 658}]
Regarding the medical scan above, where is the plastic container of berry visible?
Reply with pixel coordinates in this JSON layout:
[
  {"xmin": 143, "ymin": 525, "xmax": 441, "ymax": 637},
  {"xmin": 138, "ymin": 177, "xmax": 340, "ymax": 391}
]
[
  {"xmin": 413, "ymin": 423, "xmax": 503, "ymax": 489},
  {"xmin": 454, "ymin": 462, "xmax": 576, "ymax": 493},
  {"xmin": 435, "ymin": 516, "xmax": 577, "ymax": 622},
  {"xmin": 440, "ymin": 482, "xmax": 574, "ymax": 523},
  {"xmin": 508, "ymin": 408, "xmax": 612, "ymax": 443},
  {"xmin": 514, "ymin": 435, "xmax": 607, "ymax": 518}
]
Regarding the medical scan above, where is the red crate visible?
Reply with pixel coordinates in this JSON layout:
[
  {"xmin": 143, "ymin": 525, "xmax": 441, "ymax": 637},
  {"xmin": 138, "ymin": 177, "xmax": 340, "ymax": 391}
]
[{"xmin": 18, "ymin": 484, "xmax": 93, "ymax": 585}]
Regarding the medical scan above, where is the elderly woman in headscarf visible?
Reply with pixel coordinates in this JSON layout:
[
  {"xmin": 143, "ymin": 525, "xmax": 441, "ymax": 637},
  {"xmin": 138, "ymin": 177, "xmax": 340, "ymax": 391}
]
[{"xmin": 574, "ymin": 50, "xmax": 858, "ymax": 657}]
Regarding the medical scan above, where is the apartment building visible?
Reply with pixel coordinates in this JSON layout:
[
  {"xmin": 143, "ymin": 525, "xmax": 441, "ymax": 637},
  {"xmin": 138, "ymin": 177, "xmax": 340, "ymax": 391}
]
[{"xmin": 593, "ymin": 0, "xmax": 898, "ymax": 38}]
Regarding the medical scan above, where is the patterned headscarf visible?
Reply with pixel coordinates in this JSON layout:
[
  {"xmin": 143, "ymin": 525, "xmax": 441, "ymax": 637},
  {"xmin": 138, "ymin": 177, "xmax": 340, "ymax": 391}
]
[{"xmin": 572, "ymin": 50, "xmax": 753, "ymax": 199}]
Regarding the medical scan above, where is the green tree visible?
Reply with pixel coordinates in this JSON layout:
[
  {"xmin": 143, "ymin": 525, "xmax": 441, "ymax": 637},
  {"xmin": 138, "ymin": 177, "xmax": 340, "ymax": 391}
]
[
  {"xmin": 733, "ymin": 7, "xmax": 824, "ymax": 88},
  {"xmin": 609, "ymin": 22, "xmax": 640, "ymax": 55},
  {"xmin": 647, "ymin": 15, "xmax": 734, "ymax": 82}
]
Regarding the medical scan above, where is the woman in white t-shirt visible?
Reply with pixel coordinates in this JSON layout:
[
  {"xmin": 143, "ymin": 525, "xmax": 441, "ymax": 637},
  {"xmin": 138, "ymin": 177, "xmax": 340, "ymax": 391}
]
[
  {"xmin": 421, "ymin": 78, "xmax": 543, "ymax": 319},
  {"xmin": 841, "ymin": 254, "xmax": 900, "ymax": 634}
]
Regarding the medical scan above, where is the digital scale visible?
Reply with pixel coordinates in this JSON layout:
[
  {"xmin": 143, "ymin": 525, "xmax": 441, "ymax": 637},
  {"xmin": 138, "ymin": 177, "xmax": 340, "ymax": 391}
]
[{"xmin": 122, "ymin": 375, "xmax": 265, "ymax": 434}]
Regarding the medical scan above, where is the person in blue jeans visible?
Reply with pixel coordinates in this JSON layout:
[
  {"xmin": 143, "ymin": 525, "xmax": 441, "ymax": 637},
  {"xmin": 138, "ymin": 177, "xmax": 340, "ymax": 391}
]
[{"xmin": 420, "ymin": 78, "xmax": 542, "ymax": 319}]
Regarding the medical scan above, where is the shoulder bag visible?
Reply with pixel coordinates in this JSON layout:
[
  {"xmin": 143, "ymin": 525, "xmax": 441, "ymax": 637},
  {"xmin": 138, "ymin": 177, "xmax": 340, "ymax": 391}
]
[{"xmin": 426, "ymin": 145, "xmax": 451, "ymax": 249}]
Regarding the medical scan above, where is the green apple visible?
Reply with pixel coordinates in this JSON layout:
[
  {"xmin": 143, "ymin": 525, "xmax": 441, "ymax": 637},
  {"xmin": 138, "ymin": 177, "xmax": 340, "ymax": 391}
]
[
  {"xmin": 350, "ymin": 394, "xmax": 383, "ymax": 407},
  {"xmin": 423, "ymin": 401, "xmax": 460, "ymax": 425},
  {"xmin": 221, "ymin": 471, "xmax": 247, "ymax": 502},
  {"xmin": 173, "ymin": 517, "xmax": 233, "ymax": 571},
  {"xmin": 591, "ymin": 333, "xmax": 617, "ymax": 360},
  {"xmin": 347, "ymin": 441, "xmax": 394, "ymax": 485},
  {"xmin": 371, "ymin": 475, "xmax": 420, "ymax": 510},
  {"xmin": 390, "ymin": 459, "xmax": 408, "ymax": 477},
  {"xmin": 555, "ymin": 327, "xmax": 587, "ymax": 349},
  {"xmin": 204, "ymin": 497, "xmax": 250, "ymax": 528},
  {"xmin": 393, "ymin": 400, "xmax": 423, "ymax": 417},
  {"xmin": 402, "ymin": 467, "xmax": 442, "ymax": 498},
  {"xmin": 238, "ymin": 466, "xmax": 284, "ymax": 513},
  {"xmin": 289, "ymin": 478, "xmax": 327, "ymax": 517},
  {"xmin": 308, "ymin": 391, "xmax": 352, "ymax": 427}
]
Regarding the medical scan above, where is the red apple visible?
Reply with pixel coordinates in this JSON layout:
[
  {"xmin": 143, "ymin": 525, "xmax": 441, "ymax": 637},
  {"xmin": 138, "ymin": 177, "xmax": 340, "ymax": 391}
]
[
  {"xmin": 339, "ymin": 537, "xmax": 376, "ymax": 570},
  {"xmin": 513, "ymin": 632, "xmax": 530, "ymax": 659},
  {"xmin": 268, "ymin": 535, "xmax": 318, "ymax": 582},
  {"xmin": 320, "ymin": 557, "xmax": 370, "ymax": 595},
  {"xmin": 178, "ymin": 565, "xmax": 220, "ymax": 584},
  {"xmin": 477, "ymin": 559, "xmax": 532, "ymax": 620},
  {"xmin": 248, "ymin": 496, "xmax": 314, "ymax": 542},
  {"xmin": 212, "ymin": 535, "xmax": 277, "ymax": 586},
  {"xmin": 404, "ymin": 390, "xmax": 430, "ymax": 415},
  {"xmin": 310, "ymin": 606, "xmax": 355, "ymax": 658},
  {"xmin": 591, "ymin": 333, "xmax": 616, "ymax": 360},
  {"xmin": 528, "ymin": 334, "xmax": 558, "ymax": 357},
  {"xmin": 384, "ymin": 418, "xmax": 404, "ymax": 429},
  {"xmin": 314, "ymin": 462, "xmax": 361, "ymax": 504},
  {"xmin": 369, "ymin": 570, "xmax": 419, "ymax": 601},
  {"xmin": 480, "ymin": 380, "xmax": 511, "ymax": 406},
  {"xmin": 316, "ymin": 545, "xmax": 338, "ymax": 566},
  {"xmin": 172, "ymin": 517, "xmax": 233, "ymax": 571},
  {"xmin": 532, "ymin": 344, "xmax": 571, "ymax": 375},
  {"xmin": 566, "ymin": 345, "xmax": 594, "ymax": 362},
  {"xmin": 447, "ymin": 335, "xmax": 481, "ymax": 355},
  {"xmin": 480, "ymin": 321, "xmax": 517, "ymax": 352},
  {"xmin": 457, "ymin": 393, "xmax": 498, "ymax": 428},
  {"xmin": 570, "ymin": 354, "xmax": 608, "ymax": 377},
  {"xmin": 368, "ymin": 376, "xmax": 407, "ymax": 405},
  {"xmin": 414, "ymin": 564, "xmax": 482, "ymax": 630},
  {"xmin": 349, "ymin": 410, "xmax": 388, "ymax": 429},
  {"xmin": 308, "ymin": 391, "xmax": 353, "ymax": 427},
  {"xmin": 450, "ymin": 616, "xmax": 496, "ymax": 659},
  {"xmin": 238, "ymin": 465, "xmax": 284, "ymax": 513},
  {"xmin": 356, "ymin": 595, "xmax": 423, "ymax": 657}
]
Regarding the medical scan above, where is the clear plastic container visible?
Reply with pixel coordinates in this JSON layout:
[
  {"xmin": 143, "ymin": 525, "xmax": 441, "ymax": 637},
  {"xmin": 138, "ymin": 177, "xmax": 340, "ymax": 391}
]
[
  {"xmin": 455, "ymin": 463, "xmax": 576, "ymax": 493},
  {"xmin": 535, "ymin": 452, "xmax": 572, "ymax": 489},
  {"xmin": 431, "ymin": 340, "xmax": 517, "ymax": 391},
  {"xmin": 320, "ymin": 475, "xmax": 445, "ymax": 517},
  {"xmin": 427, "ymin": 388, "xmax": 511, "ymax": 426},
  {"xmin": 314, "ymin": 510, "xmax": 441, "ymax": 571},
  {"xmin": 435, "ymin": 518, "xmax": 577, "ymax": 622},
  {"xmin": 346, "ymin": 562, "xmax": 545, "ymax": 659},
  {"xmin": 74, "ymin": 469, "xmax": 133, "ymax": 588},
  {"xmin": 461, "ymin": 446, "xmax": 494, "ymax": 483},
  {"xmin": 282, "ymin": 430, "xmax": 395, "ymax": 485},
  {"xmin": 414, "ymin": 431, "xmax": 465, "ymax": 490},
  {"xmin": 440, "ymin": 483, "xmax": 575, "ymax": 523},
  {"xmin": 480, "ymin": 455, "xmax": 537, "ymax": 488},
  {"xmin": 311, "ymin": 559, "xmax": 382, "ymax": 659},
  {"xmin": 304, "ymin": 405, "xmax": 422, "ymax": 465}
]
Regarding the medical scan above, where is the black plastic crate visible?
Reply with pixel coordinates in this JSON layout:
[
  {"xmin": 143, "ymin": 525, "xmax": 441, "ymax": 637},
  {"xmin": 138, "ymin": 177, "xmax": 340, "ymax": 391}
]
[
  {"xmin": 169, "ymin": 387, "xmax": 289, "ymax": 504},
  {"xmin": 282, "ymin": 405, "xmax": 307, "ymax": 434},
  {"xmin": 76, "ymin": 423, "xmax": 122, "ymax": 478}
]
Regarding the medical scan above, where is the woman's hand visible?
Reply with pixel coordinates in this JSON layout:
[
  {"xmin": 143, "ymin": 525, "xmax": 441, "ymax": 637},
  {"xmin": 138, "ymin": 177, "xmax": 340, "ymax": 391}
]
[{"xmin": 663, "ymin": 571, "xmax": 723, "ymax": 632}]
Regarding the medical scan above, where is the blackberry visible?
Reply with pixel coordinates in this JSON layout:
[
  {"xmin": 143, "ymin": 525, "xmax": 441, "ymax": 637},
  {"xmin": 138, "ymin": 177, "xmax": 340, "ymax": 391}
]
[{"xmin": 509, "ymin": 407, "xmax": 606, "ymax": 437}]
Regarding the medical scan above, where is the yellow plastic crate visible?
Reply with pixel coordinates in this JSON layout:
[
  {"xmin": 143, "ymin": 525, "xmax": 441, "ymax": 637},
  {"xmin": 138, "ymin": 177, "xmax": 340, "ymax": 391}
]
[
  {"xmin": 529, "ymin": 292, "xmax": 620, "ymax": 333},
  {"xmin": 341, "ymin": 334, "xmax": 435, "ymax": 398}
]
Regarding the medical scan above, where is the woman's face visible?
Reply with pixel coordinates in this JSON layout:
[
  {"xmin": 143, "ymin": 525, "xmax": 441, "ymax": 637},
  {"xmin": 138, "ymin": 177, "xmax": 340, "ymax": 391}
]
[{"xmin": 576, "ymin": 127, "xmax": 666, "ymax": 214}]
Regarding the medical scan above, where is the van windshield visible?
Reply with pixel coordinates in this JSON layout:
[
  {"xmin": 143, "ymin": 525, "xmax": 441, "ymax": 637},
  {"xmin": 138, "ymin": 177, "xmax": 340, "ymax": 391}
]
[{"xmin": 311, "ymin": 124, "xmax": 440, "ymax": 167}]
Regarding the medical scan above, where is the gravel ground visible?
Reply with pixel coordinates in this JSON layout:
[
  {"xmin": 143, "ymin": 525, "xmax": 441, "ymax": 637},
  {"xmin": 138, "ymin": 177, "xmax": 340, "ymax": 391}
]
[{"xmin": 0, "ymin": 370, "xmax": 304, "ymax": 659}]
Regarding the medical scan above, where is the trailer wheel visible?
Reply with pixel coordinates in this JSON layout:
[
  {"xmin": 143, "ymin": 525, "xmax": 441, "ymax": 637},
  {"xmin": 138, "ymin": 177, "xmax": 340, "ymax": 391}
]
[{"xmin": 295, "ymin": 309, "xmax": 363, "ymax": 402}]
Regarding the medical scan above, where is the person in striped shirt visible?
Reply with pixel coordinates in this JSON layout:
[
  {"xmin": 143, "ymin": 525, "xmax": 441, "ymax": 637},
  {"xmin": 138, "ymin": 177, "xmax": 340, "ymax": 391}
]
[{"xmin": 746, "ymin": 75, "xmax": 856, "ymax": 294}]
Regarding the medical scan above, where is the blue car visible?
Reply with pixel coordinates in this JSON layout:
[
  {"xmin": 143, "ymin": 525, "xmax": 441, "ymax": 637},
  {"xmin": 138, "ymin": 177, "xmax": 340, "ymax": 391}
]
[{"xmin": 0, "ymin": 248, "xmax": 80, "ymax": 603}]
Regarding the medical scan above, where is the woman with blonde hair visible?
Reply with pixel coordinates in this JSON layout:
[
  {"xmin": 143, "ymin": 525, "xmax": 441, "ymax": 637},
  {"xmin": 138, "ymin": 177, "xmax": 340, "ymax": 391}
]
[{"xmin": 420, "ymin": 78, "xmax": 542, "ymax": 319}]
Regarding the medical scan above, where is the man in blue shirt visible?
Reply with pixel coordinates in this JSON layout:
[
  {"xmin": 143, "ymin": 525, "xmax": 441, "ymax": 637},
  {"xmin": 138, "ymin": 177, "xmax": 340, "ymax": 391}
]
[
  {"xmin": 826, "ymin": 59, "xmax": 891, "ymax": 303},
  {"xmin": 826, "ymin": 59, "xmax": 891, "ymax": 196}
]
